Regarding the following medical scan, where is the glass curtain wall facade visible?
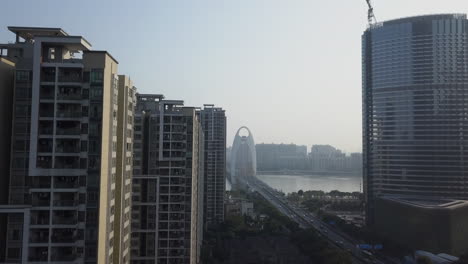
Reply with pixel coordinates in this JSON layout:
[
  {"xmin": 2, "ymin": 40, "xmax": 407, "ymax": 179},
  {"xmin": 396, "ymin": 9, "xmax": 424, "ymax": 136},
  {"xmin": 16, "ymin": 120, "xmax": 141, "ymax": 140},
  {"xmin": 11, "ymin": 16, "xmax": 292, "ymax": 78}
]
[{"xmin": 362, "ymin": 14, "xmax": 468, "ymax": 225}]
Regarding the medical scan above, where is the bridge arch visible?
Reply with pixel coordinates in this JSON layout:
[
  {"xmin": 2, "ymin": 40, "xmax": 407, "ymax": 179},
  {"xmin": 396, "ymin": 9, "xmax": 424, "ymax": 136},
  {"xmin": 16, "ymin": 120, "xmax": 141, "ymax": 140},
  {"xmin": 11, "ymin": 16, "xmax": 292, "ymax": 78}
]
[{"xmin": 230, "ymin": 126, "xmax": 256, "ymax": 186}]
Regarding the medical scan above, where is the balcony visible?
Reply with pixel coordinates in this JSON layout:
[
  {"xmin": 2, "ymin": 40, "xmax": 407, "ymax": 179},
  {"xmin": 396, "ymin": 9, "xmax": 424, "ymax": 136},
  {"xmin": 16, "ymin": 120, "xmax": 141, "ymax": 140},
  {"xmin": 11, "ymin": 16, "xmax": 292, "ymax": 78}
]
[
  {"xmin": 31, "ymin": 192, "xmax": 50, "ymax": 206},
  {"xmin": 51, "ymin": 228, "xmax": 81, "ymax": 243},
  {"xmin": 53, "ymin": 192, "xmax": 78, "ymax": 207},
  {"xmin": 56, "ymin": 121, "xmax": 81, "ymax": 136},
  {"xmin": 30, "ymin": 211, "xmax": 50, "ymax": 225},
  {"xmin": 41, "ymin": 67, "xmax": 56, "ymax": 82},
  {"xmin": 39, "ymin": 121, "xmax": 53, "ymax": 135},
  {"xmin": 39, "ymin": 103, "xmax": 54, "ymax": 118},
  {"xmin": 29, "ymin": 177, "xmax": 51, "ymax": 188},
  {"xmin": 37, "ymin": 156, "xmax": 52, "ymax": 169},
  {"xmin": 54, "ymin": 176, "xmax": 79, "ymax": 188},
  {"xmin": 55, "ymin": 139, "xmax": 80, "ymax": 153},
  {"xmin": 28, "ymin": 247, "xmax": 48, "ymax": 262},
  {"xmin": 40, "ymin": 85, "xmax": 55, "ymax": 99},
  {"xmin": 56, "ymin": 104, "xmax": 81, "ymax": 118},
  {"xmin": 52, "ymin": 210, "xmax": 78, "ymax": 225},
  {"xmin": 172, "ymin": 125, "xmax": 186, "ymax": 133},
  {"xmin": 171, "ymin": 143, "xmax": 186, "ymax": 150},
  {"xmin": 57, "ymin": 86, "xmax": 82, "ymax": 100},
  {"xmin": 29, "ymin": 229, "xmax": 49, "ymax": 243},
  {"xmin": 37, "ymin": 139, "xmax": 53, "ymax": 153},
  {"xmin": 51, "ymin": 247, "xmax": 77, "ymax": 261},
  {"xmin": 58, "ymin": 68, "xmax": 82, "ymax": 83},
  {"xmin": 55, "ymin": 156, "xmax": 80, "ymax": 169}
]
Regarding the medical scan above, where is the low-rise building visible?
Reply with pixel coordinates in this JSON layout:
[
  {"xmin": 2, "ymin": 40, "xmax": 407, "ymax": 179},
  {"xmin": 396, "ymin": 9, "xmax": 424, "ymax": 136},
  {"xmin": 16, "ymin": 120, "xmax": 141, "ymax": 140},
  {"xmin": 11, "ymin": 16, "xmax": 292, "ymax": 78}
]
[
  {"xmin": 374, "ymin": 196, "xmax": 468, "ymax": 256},
  {"xmin": 225, "ymin": 198, "xmax": 254, "ymax": 218}
]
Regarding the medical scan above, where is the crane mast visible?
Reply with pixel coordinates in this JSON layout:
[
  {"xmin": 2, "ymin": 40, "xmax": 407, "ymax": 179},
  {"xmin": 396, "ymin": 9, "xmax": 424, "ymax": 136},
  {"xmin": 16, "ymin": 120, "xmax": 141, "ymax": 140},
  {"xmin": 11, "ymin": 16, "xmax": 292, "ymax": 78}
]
[{"xmin": 366, "ymin": 0, "xmax": 377, "ymax": 25}]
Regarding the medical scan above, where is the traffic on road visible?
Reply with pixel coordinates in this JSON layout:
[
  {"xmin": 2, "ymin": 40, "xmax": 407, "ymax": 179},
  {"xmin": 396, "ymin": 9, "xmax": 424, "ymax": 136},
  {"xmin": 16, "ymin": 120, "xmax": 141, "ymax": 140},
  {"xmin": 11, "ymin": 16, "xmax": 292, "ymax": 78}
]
[{"xmin": 246, "ymin": 177, "xmax": 393, "ymax": 264}]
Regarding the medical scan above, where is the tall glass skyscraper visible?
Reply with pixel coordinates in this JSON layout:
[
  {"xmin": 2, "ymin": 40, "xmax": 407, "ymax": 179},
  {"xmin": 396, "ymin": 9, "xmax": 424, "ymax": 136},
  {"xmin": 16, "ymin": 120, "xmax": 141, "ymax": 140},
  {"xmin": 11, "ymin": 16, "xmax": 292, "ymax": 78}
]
[{"xmin": 362, "ymin": 14, "xmax": 468, "ymax": 225}]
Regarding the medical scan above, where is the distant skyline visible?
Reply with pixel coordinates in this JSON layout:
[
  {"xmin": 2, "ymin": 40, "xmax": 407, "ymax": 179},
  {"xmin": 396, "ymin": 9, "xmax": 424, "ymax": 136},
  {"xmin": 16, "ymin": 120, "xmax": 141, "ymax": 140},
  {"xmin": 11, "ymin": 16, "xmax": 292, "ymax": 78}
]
[{"xmin": 2, "ymin": 0, "xmax": 468, "ymax": 152}]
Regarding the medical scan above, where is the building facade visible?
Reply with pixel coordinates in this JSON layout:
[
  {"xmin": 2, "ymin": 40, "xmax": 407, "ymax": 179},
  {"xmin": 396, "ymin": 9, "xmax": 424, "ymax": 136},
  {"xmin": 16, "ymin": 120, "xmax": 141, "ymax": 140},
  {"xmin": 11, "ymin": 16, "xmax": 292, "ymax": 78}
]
[
  {"xmin": 130, "ymin": 94, "xmax": 204, "ymax": 264},
  {"xmin": 199, "ymin": 105, "xmax": 226, "ymax": 226},
  {"xmin": 362, "ymin": 14, "xmax": 468, "ymax": 226},
  {"xmin": 0, "ymin": 26, "xmax": 133, "ymax": 263}
]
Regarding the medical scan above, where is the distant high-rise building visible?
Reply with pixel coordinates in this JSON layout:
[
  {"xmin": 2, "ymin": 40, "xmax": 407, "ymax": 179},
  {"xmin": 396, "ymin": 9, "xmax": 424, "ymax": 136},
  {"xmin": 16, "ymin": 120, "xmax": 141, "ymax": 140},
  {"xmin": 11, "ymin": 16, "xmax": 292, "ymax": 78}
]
[
  {"xmin": 199, "ymin": 104, "xmax": 226, "ymax": 226},
  {"xmin": 130, "ymin": 94, "xmax": 204, "ymax": 264},
  {"xmin": 256, "ymin": 143, "xmax": 308, "ymax": 171},
  {"xmin": 307, "ymin": 145, "xmax": 361, "ymax": 173},
  {"xmin": 363, "ymin": 14, "xmax": 468, "ymax": 253},
  {"xmin": 0, "ymin": 26, "xmax": 134, "ymax": 263}
]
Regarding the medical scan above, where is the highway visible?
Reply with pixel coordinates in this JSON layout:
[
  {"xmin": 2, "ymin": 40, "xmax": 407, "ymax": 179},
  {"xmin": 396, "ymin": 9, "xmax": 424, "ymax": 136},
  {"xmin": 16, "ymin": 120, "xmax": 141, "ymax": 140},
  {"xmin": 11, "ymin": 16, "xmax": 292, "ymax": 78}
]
[{"xmin": 245, "ymin": 176, "xmax": 394, "ymax": 264}]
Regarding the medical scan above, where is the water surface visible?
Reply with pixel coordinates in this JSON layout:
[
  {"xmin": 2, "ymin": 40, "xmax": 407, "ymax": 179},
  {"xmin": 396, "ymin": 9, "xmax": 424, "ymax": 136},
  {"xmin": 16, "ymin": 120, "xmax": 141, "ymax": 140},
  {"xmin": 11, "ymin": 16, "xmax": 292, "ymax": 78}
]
[{"xmin": 256, "ymin": 174, "xmax": 361, "ymax": 194}]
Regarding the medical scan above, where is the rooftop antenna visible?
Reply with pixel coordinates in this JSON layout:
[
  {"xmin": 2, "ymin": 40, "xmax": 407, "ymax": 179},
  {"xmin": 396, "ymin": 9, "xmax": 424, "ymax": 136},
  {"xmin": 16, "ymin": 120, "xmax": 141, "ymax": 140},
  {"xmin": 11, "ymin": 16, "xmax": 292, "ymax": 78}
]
[{"xmin": 365, "ymin": 0, "xmax": 377, "ymax": 25}]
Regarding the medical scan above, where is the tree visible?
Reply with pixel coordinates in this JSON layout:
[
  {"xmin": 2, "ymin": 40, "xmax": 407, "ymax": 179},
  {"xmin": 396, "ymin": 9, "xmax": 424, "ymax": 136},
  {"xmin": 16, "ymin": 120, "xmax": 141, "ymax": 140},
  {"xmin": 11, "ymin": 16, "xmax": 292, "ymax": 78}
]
[{"xmin": 298, "ymin": 189, "xmax": 304, "ymax": 196}]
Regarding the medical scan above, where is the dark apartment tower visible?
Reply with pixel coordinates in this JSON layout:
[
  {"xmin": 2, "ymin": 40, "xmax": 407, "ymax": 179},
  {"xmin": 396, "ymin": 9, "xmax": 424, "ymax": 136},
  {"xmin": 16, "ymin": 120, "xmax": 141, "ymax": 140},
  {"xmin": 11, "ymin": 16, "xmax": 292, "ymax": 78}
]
[
  {"xmin": 0, "ymin": 55, "xmax": 15, "ymax": 262},
  {"xmin": 131, "ymin": 94, "xmax": 204, "ymax": 264},
  {"xmin": 199, "ymin": 105, "xmax": 226, "ymax": 226},
  {"xmin": 362, "ymin": 14, "xmax": 468, "ymax": 225},
  {"xmin": 0, "ymin": 26, "xmax": 134, "ymax": 263}
]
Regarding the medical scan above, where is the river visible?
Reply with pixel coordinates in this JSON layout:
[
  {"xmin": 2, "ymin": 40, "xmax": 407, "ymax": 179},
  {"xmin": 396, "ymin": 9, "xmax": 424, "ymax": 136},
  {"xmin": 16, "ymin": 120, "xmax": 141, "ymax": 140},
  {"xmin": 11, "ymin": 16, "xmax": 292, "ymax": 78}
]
[{"xmin": 256, "ymin": 174, "xmax": 362, "ymax": 194}]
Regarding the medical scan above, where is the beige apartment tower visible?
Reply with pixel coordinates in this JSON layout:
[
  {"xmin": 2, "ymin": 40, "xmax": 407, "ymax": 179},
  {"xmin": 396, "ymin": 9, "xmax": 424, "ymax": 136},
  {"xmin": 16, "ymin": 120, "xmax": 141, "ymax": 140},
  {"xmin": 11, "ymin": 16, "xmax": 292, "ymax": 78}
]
[
  {"xmin": 0, "ymin": 26, "xmax": 134, "ymax": 264},
  {"xmin": 114, "ymin": 75, "xmax": 136, "ymax": 264}
]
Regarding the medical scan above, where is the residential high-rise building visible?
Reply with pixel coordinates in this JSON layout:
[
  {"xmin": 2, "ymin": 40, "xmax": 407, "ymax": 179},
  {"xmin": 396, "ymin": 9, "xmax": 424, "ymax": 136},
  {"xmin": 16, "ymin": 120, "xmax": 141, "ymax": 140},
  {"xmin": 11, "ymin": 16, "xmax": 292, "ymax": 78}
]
[
  {"xmin": 114, "ymin": 75, "xmax": 137, "ymax": 264},
  {"xmin": 0, "ymin": 54, "xmax": 16, "ymax": 263},
  {"xmin": 362, "ymin": 14, "xmax": 468, "ymax": 253},
  {"xmin": 131, "ymin": 94, "xmax": 204, "ymax": 264},
  {"xmin": 0, "ymin": 26, "xmax": 134, "ymax": 263},
  {"xmin": 199, "ymin": 104, "xmax": 226, "ymax": 226}
]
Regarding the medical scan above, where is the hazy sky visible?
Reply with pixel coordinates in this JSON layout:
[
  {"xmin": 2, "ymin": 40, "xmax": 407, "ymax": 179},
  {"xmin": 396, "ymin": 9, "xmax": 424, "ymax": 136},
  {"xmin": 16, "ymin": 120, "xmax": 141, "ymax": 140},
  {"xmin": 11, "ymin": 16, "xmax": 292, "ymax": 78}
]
[{"xmin": 2, "ymin": 0, "xmax": 468, "ymax": 152}]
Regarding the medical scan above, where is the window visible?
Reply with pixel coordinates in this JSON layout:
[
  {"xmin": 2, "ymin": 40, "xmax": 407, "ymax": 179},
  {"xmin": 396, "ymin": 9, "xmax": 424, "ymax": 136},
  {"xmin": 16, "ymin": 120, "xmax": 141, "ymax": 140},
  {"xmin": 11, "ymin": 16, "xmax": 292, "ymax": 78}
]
[
  {"xmin": 81, "ymin": 123, "xmax": 88, "ymax": 134},
  {"xmin": 82, "ymin": 106, "xmax": 89, "ymax": 117},
  {"xmin": 83, "ymin": 71, "xmax": 90, "ymax": 82},
  {"xmin": 90, "ymin": 87, "xmax": 103, "ymax": 100},
  {"xmin": 16, "ymin": 70, "xmax": 30, "ymax": 81},
  {"xmin": 7, "ymin": 248, "xmax": 20, "ymax": 258},
  {"xmin": 82, "ymin": 88, "xmax": 89, "ymax": 99},
  {"xmin": 81, "ymin": 141, "xmax": 88, "ymax": 151},
  {"xmin": 48, "ymin": 47, "xmax": 55, "ymax": 60},
  {"xmin": 90, "ymin": 69, "xmax": 103, "ymax": 83},
  {"xmin": 80, "ymin": 158, "xmax": 87, "ymax": 169}
]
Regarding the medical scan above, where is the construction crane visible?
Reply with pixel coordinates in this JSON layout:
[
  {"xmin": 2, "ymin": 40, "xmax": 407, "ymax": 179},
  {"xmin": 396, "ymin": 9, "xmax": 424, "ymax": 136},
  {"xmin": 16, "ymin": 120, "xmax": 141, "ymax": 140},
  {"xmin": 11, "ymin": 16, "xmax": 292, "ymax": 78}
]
[{"xmin": 365, "ymin": 0, "xmax": 377, "ymax": 25}]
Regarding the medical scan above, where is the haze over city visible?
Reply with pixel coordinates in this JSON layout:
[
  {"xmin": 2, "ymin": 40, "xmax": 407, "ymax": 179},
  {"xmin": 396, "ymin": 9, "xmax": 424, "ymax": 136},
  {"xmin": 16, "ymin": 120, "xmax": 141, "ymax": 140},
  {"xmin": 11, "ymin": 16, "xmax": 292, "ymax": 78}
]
[{"xmin": 2, "ymin": 0, "xmax": 468, "ymax": 152}]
